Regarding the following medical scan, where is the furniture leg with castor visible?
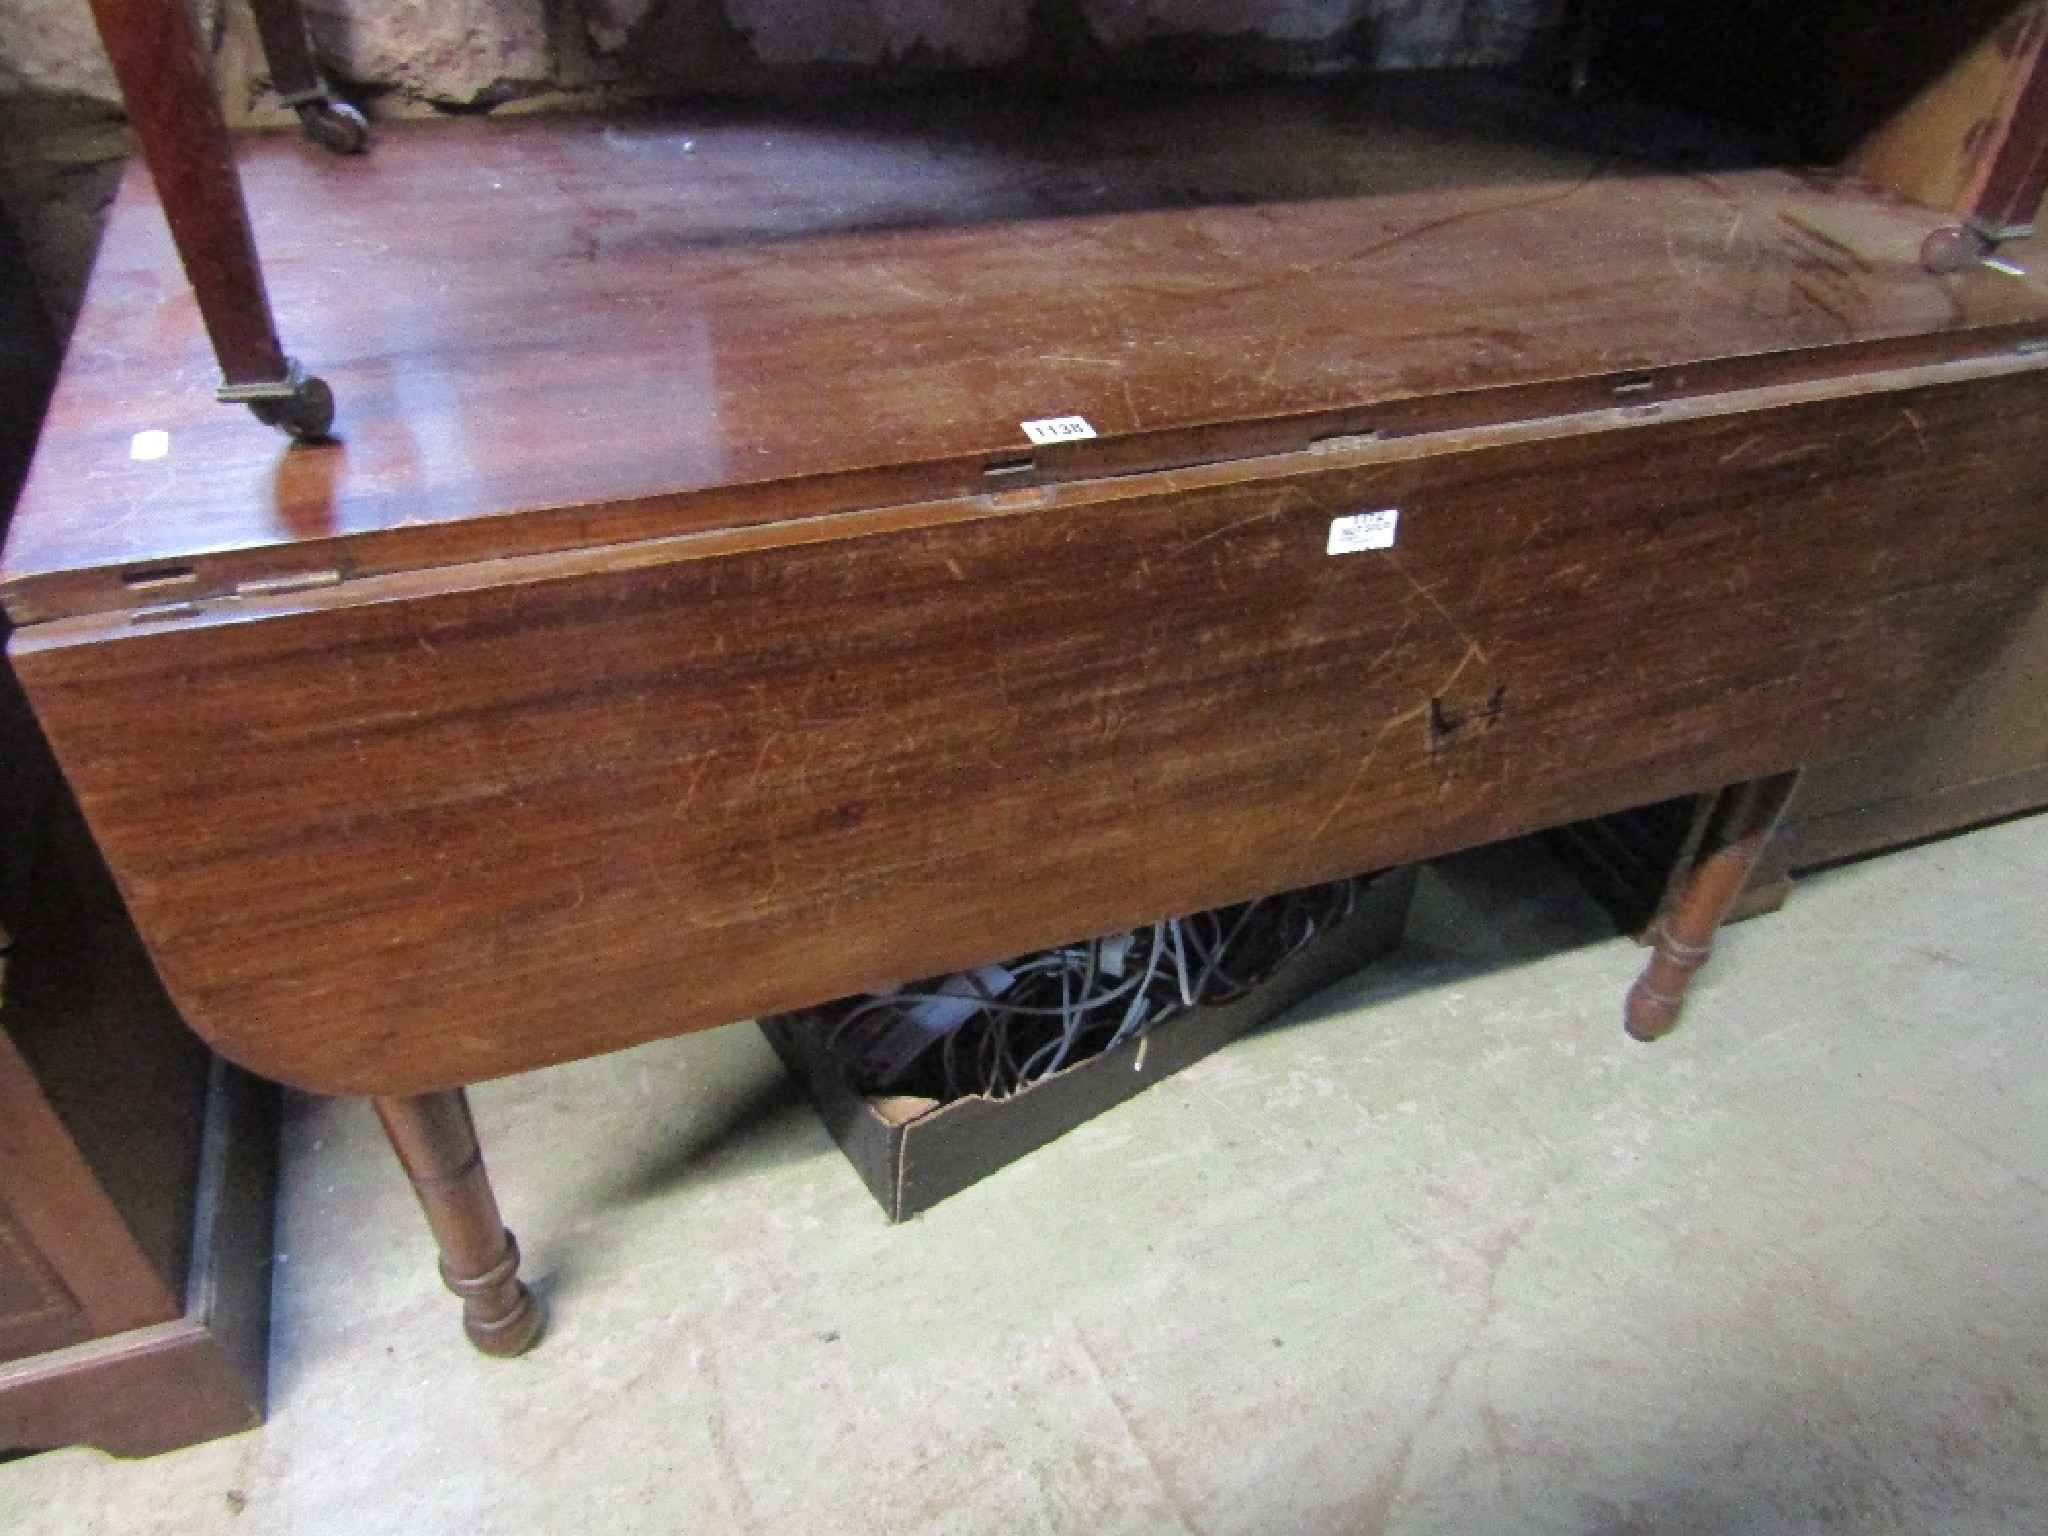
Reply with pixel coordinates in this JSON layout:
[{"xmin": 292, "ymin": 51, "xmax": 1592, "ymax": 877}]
[
  {"xmin": 247, "ymin": 0, "xmax": 369, "ymax": 155},
  {"xmin": 83, "ymin": 0, "xmax": 335, "ymax": 439}
]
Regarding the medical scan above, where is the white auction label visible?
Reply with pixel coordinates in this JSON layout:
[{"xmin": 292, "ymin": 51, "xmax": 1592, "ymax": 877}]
[
  {"xmin": 129, "ymin": 429, "xmax": 171, "ymax": 462},
  {"xmin": 1326, "ymin": 508, "xmax": 1400, "ymax": 554},
  {"xmin": 1020, "ymin": 415, "xmax": 1097, "ymax": 446}
]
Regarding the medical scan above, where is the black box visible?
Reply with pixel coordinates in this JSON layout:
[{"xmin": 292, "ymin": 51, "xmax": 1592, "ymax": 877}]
[{"xmin": 760, "ymin": 867, "xmax": 1416, "ymax": 1221}]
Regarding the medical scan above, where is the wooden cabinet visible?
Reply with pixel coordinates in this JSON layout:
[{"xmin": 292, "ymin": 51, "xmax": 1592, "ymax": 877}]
[
  {"xmin": 1762, "ymin": 599, "xmax": 2048, "ymax": 877},
  {"xmin": 0, "ymin": 701, "xmax": 278, "ymax": 1458},
  {"xmin": 0, "ymin": 1207, "xmax": 93, "ymax": 1364},
  {"xmin": 0, "ymin": 214, "xmax": 275, "ymax": 1457}
]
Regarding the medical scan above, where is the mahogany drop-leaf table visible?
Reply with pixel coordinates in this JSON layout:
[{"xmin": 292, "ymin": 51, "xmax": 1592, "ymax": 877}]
[{"xmin": 6, "ymin": 82, "xmax": 2048, "ymax": 1354}]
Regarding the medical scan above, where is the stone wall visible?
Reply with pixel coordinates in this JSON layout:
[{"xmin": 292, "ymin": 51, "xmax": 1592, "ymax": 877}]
[
  {"xmin": 4, "ymin": 1, "xmax": 1566, "ymax": 115},
  {"xmin": 0, "ymin": 0, "xmax": 117, "ymax": 100}
]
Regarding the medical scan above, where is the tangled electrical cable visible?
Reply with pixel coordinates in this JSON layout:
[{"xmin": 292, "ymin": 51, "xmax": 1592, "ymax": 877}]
[{"xmin": 818, "ymin": 877, "xmax": 1365, "ymax": 1102}]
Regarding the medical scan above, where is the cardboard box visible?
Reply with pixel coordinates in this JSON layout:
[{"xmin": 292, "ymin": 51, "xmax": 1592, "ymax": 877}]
[{"xmin": 760, "ymin": 866, "xmax": 1416, "ymax": 1221}]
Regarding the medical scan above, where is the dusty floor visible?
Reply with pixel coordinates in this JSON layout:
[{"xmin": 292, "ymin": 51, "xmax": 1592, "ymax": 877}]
[{"xmin": 3, "ymin": 814, "xmax": 2046, "ymax": 1535}]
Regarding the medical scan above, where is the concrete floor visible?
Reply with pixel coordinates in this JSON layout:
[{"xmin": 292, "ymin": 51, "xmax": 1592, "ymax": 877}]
[{"xmin": 3, "ymin": 813, "xmax": 2046, "ymax": 1535}]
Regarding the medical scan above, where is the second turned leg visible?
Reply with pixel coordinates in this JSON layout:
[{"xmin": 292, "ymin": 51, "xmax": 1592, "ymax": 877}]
[
  {"xmin": 374, "ymin": 1089, "xmax": 543, "ymax": 1357},
  {"xmin": 1625, "ymin": 772, "xmax": 1800, "ymax": 1043}
]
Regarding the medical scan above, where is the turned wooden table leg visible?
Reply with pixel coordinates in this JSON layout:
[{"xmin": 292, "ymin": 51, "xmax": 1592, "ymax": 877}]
[
  {"xmin": 373, "ymin": 1090, "xmax": 543, "ymax": 1357},
  {"xmin": 84, "ymin": 0, "xmax": 335, "ymax": 438},
  {"xmin": 1625, "ymin": 771, "xmax": 1800, "ymax": 1043}
]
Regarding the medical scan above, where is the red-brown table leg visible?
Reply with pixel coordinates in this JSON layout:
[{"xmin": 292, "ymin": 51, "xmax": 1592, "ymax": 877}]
[
  {"xmin": 1625, "ymin": 772, "xmax": 1800, "ymax": 1043},
  {"xmin": 373, "ymin": 1090, "xmax": 543, "ymax": 1357},
  {"xmin": 85, "ymin": 0, "xmax": 334, "ymax": 438}
]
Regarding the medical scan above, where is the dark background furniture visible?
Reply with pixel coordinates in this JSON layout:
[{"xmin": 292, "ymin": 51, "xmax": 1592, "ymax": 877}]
[
  {"xmin": 0, "ymin": 205, "xmax": 276, "ymax": 1462},
  {"xmin": 0, "ymin": 757, "xmax": 278, "ymax": 1460}
]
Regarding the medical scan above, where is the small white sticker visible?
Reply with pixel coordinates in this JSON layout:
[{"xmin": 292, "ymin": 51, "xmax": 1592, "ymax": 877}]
[
  {"xmin": 129, "ymin": 429, "xmax": 170, "ymax": 462},
  {"xmin": 1327, "ymin": 508, "xmax": 1399, "ymax": 555},
  {"xmin": 1021, "ymin": 415, "xmax": 1097, "ymax": 446}
]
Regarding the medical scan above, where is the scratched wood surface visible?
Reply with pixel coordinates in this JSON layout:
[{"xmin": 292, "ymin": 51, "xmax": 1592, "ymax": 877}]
[
  {"xmin": 14, "ymin": 358, "xmax": 2048, "ymax": 1095},
  {"xmin": 7, "ymin": 80, "xmax": 2048, "ymax": 624}
]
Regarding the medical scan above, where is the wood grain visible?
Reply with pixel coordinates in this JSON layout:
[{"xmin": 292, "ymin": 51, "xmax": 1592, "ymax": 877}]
[
  {"xmin": 7, "ymin": 88, "xmax": 2047, "ymax": 624},
  {"xmin": 0, "ymin": 1062, "xmax": 276, "ymax": 1458},
  {"xmin": 0, "ymin": 1203, "xmax": 89, "ymax": 1364},
  {"xmin": 0, "ymin": 694, "xmax": 208, "ymax": 1357},
  {"xmin": 1765, "ymin": 592, "xmax": 2048, "ymax": 868},
  {"xmin": 0, "ymin": 1009, "xmax": 186, "ymax": 1347},
  {"xmin": 15, "ymin": 358, "xmax": 2047, "ymax": 1096}
]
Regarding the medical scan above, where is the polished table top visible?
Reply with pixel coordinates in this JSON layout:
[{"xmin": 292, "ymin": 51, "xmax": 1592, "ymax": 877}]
[{"xmin": 7, "ymin": 79, "xmax": 2047, "ymax": 625}]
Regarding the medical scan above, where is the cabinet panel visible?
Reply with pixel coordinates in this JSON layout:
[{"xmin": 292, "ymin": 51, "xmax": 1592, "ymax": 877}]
[{"xmin": 0, "ymin": 1210, "xmax": 86, "ymax": 1364}]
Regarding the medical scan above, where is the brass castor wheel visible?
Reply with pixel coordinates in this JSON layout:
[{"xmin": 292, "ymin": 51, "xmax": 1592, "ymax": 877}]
[
  {"xmin": 1920, "ymin": 224, "xmax": 1993, "ymax": 274},
  {"xmin": 247, "ymin": 373, "xmax": 335, "ymax": 442},
  {"xmin": 295, "ymin": 99, "xmax": 369, "ymax": 156},
  {"xmin": 220, "ymin": 358, "xmax": 336, "ymax": 443}
]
